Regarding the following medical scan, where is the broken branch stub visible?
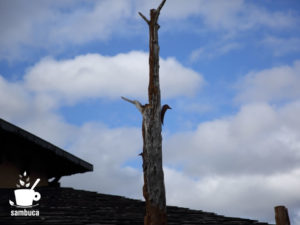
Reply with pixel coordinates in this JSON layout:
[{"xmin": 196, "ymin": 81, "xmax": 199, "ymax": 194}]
[{"xmin": 121, "ymin": 96, "xmax": 144, "ymax": 114}]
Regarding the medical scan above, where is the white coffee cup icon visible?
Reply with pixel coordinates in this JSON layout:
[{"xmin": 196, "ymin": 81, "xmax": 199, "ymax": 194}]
[{"xmin": 14, "ymin": 189, "xmax": 41, "ymax": 206}]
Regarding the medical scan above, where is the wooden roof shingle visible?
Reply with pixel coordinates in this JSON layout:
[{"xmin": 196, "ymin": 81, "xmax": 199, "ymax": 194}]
[{"xmin": 0, "ymin": 187, "xmax": 273, "ymax": 225}]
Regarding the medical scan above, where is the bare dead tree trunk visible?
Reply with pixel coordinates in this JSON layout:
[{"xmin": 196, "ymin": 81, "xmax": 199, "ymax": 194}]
[
  {"xmin": 275, "ymin": 206, "xmax": 290, "ymax": 225},
  {"xmin": 122, "ymin": 1, "xmax": 167, "ymax": 225}
]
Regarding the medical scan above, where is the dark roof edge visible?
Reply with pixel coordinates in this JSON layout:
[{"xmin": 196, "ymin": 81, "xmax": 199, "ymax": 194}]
[{"xmin": 0, "ymin": 118, "xmax": 93, "ymax": 172}]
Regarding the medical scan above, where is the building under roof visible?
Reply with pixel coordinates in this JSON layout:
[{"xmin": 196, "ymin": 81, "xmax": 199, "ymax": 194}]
[
  {"xmin": 0, "ymin": 118, "xmax": 273, "ymax": 225},
  {"xmin": 0, "ymin": 118, "xmax": 93, "ymax": 188}
]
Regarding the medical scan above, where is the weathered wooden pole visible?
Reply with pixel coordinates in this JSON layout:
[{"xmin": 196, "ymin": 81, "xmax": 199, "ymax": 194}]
[
  {"xmin": 274, "ymin": 206, "xmax": 290, "ymax": 225},
  {"xmin": 122, "ymin": 0, "xmax": 168, "ymax": 224}
]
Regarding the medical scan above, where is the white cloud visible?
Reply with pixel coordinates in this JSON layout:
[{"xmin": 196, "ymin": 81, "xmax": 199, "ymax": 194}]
[
  {"xmin": 0, "ymin": 0, "xmax": 297, "ymax": 61},
  {"xmin": 24, "ymin": 51, "xmax": 204, "ymax": 103},
  {"xmin": 262, "ymin": 36, "xmax": 300, "ymax": 56},
  {"xmin": 2, "ymin": 59, "xmax": 300, "ymax": 224},
  {"xmin": 0, "ymin": 71, "xmax": 144, "ymax": 198},
  {"xmin": 0, "ymin": 0, "xmax": 132, "ymax": 60},
  {"xmin": 0, "ymin": 49, "xmax": 203, "ymax": 168},
  {"xmin": 0, "ymin": 76, "xmax": 30, "ymax": 120},
  {"xmin": 12, "ymin": 96, "xmax": 297, "ymax": 224},
  {"xmin": 136, "ymin": 0, "xmax": 295, "ymax": 31},
  {"xmin": 62, "ymin": 122, "xmax": 143, "ymax": 198},
  {"xmin": 165, "ymin": 167, "xmax": 300, "ymax": 224},
  {"xmin": 190, "ymin": 42, "xmax": 241, "ymax": 62},
  {"xmin": 236, "ymin": 60, "xmax": 300, "ymax": 103},
  {"xmin": 49, "ymin": 0, "xmax": 132, "ymax": 44},
  {"xmin": 243, "ymin": 5, "xmax": 295, "ymax": 30},
  {"xmin": 0, "ymin": 74, "xmax": 73, "ymax": 146},
  {"xmin": 0, "ymin": 74, "xmax": 143, "ymax": 199},
  {"xmin": 0, "ymin": 1, "xmax": 299, "ymax": 224},
  {"xmin": 164, "ymin": 102, "xmax": 300, "ymax": 177},
  {"xmin": 162, "ymin": 99, "xmax": 300, "ymax": 224},
  {"xmin": 165, "ymin": 64, "xmax": 300, "ymax": 222}
]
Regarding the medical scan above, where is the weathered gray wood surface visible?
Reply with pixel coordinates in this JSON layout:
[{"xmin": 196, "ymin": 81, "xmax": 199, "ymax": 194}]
[
  {"xmin": 122, "ymin": 1, "xmax": 167, "ymax": 224},
  {"xmin": 140, "ymin": 1, "xmax": 167, "ymax": 224}
]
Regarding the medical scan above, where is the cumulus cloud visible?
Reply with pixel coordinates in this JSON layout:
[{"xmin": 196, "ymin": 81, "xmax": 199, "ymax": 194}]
[
  {"xmin": 164, "ymin": 102, "xmax": 300, "ymax": 176},
  {"xmin": 0, "ymin": 49, "xmax": 201, "ymax": 200},
  {"xmin": 1, "ymin": 2, "xmax": 299, "ymax": 224},
  {"xmin": 0, "ymin": 71, "xmax": 144, "ymax": 198},
  {"xmin": 62, "ymin": 122, "xmax": 143, "ymax": 198},
  {"xmin": 0, "ymin": 49, "xmax": 203, "ymax": 169},
  {"xmin": 50, "ymin": 99, "xmax": 300, "ymax": 224},
  {"xmin": 161, "ymin": 60, "xmax": 300, "ymax": 222},
  {"xmin": 0, "ymin": 73, "xmax": 75, "ymax": 146},
  {"xmin": 236, "ymin": 60, "xmax": 300, "ymax": 103},
  {"xmin": 57, "ymin": 99, "xmax": 299, "ymax": 224},
  {"xmin": 0, "ymin": 76, "xmax": 31, "ymax": 120},
  {"xmin": 162, "ymin": 100, "xmax": 300, "ymax": 224},
  {"xmin": 2, "ymin": 53, "xmax": 300, "ymax": 224},
  {"xmin": 165, "ymin": 167, "xmax": 300, "ymax": 224},
  {"xmin": 24, "ymin": 51, "xmax": 204, "ymax": 103}
]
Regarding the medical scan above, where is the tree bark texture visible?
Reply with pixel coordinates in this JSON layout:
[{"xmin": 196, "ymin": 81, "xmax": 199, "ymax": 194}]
[
  {"xmin": 140, "ymin": 1, "xmax": 167, "ymax": 225},
  {"xmin": 122, "ymin": 1, "xmax": 167, "ymax": 224},
  {"xmin": 274, "ymin": 206, "xmax": 290, "ymax": 225}
]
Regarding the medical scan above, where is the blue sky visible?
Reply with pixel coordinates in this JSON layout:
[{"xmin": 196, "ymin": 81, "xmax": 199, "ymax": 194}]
[{"xmin": 1, "ymin": 0, "xmax": 300, "ymax": 224}]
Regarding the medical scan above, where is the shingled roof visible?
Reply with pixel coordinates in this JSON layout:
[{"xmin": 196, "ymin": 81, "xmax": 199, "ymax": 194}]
[
  {"xmin": 0, "ymin": 187, "xmax": 273, "ymax": 225},
  {"xmin": 0, "ymin": 118, "xmax": 93, "ymax": 178}
]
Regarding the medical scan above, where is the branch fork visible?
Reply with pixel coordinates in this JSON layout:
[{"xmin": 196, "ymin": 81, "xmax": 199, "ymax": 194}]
[{"xmin": 138, "ymin": 0, "xmax": 166, "ymax": 24}]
